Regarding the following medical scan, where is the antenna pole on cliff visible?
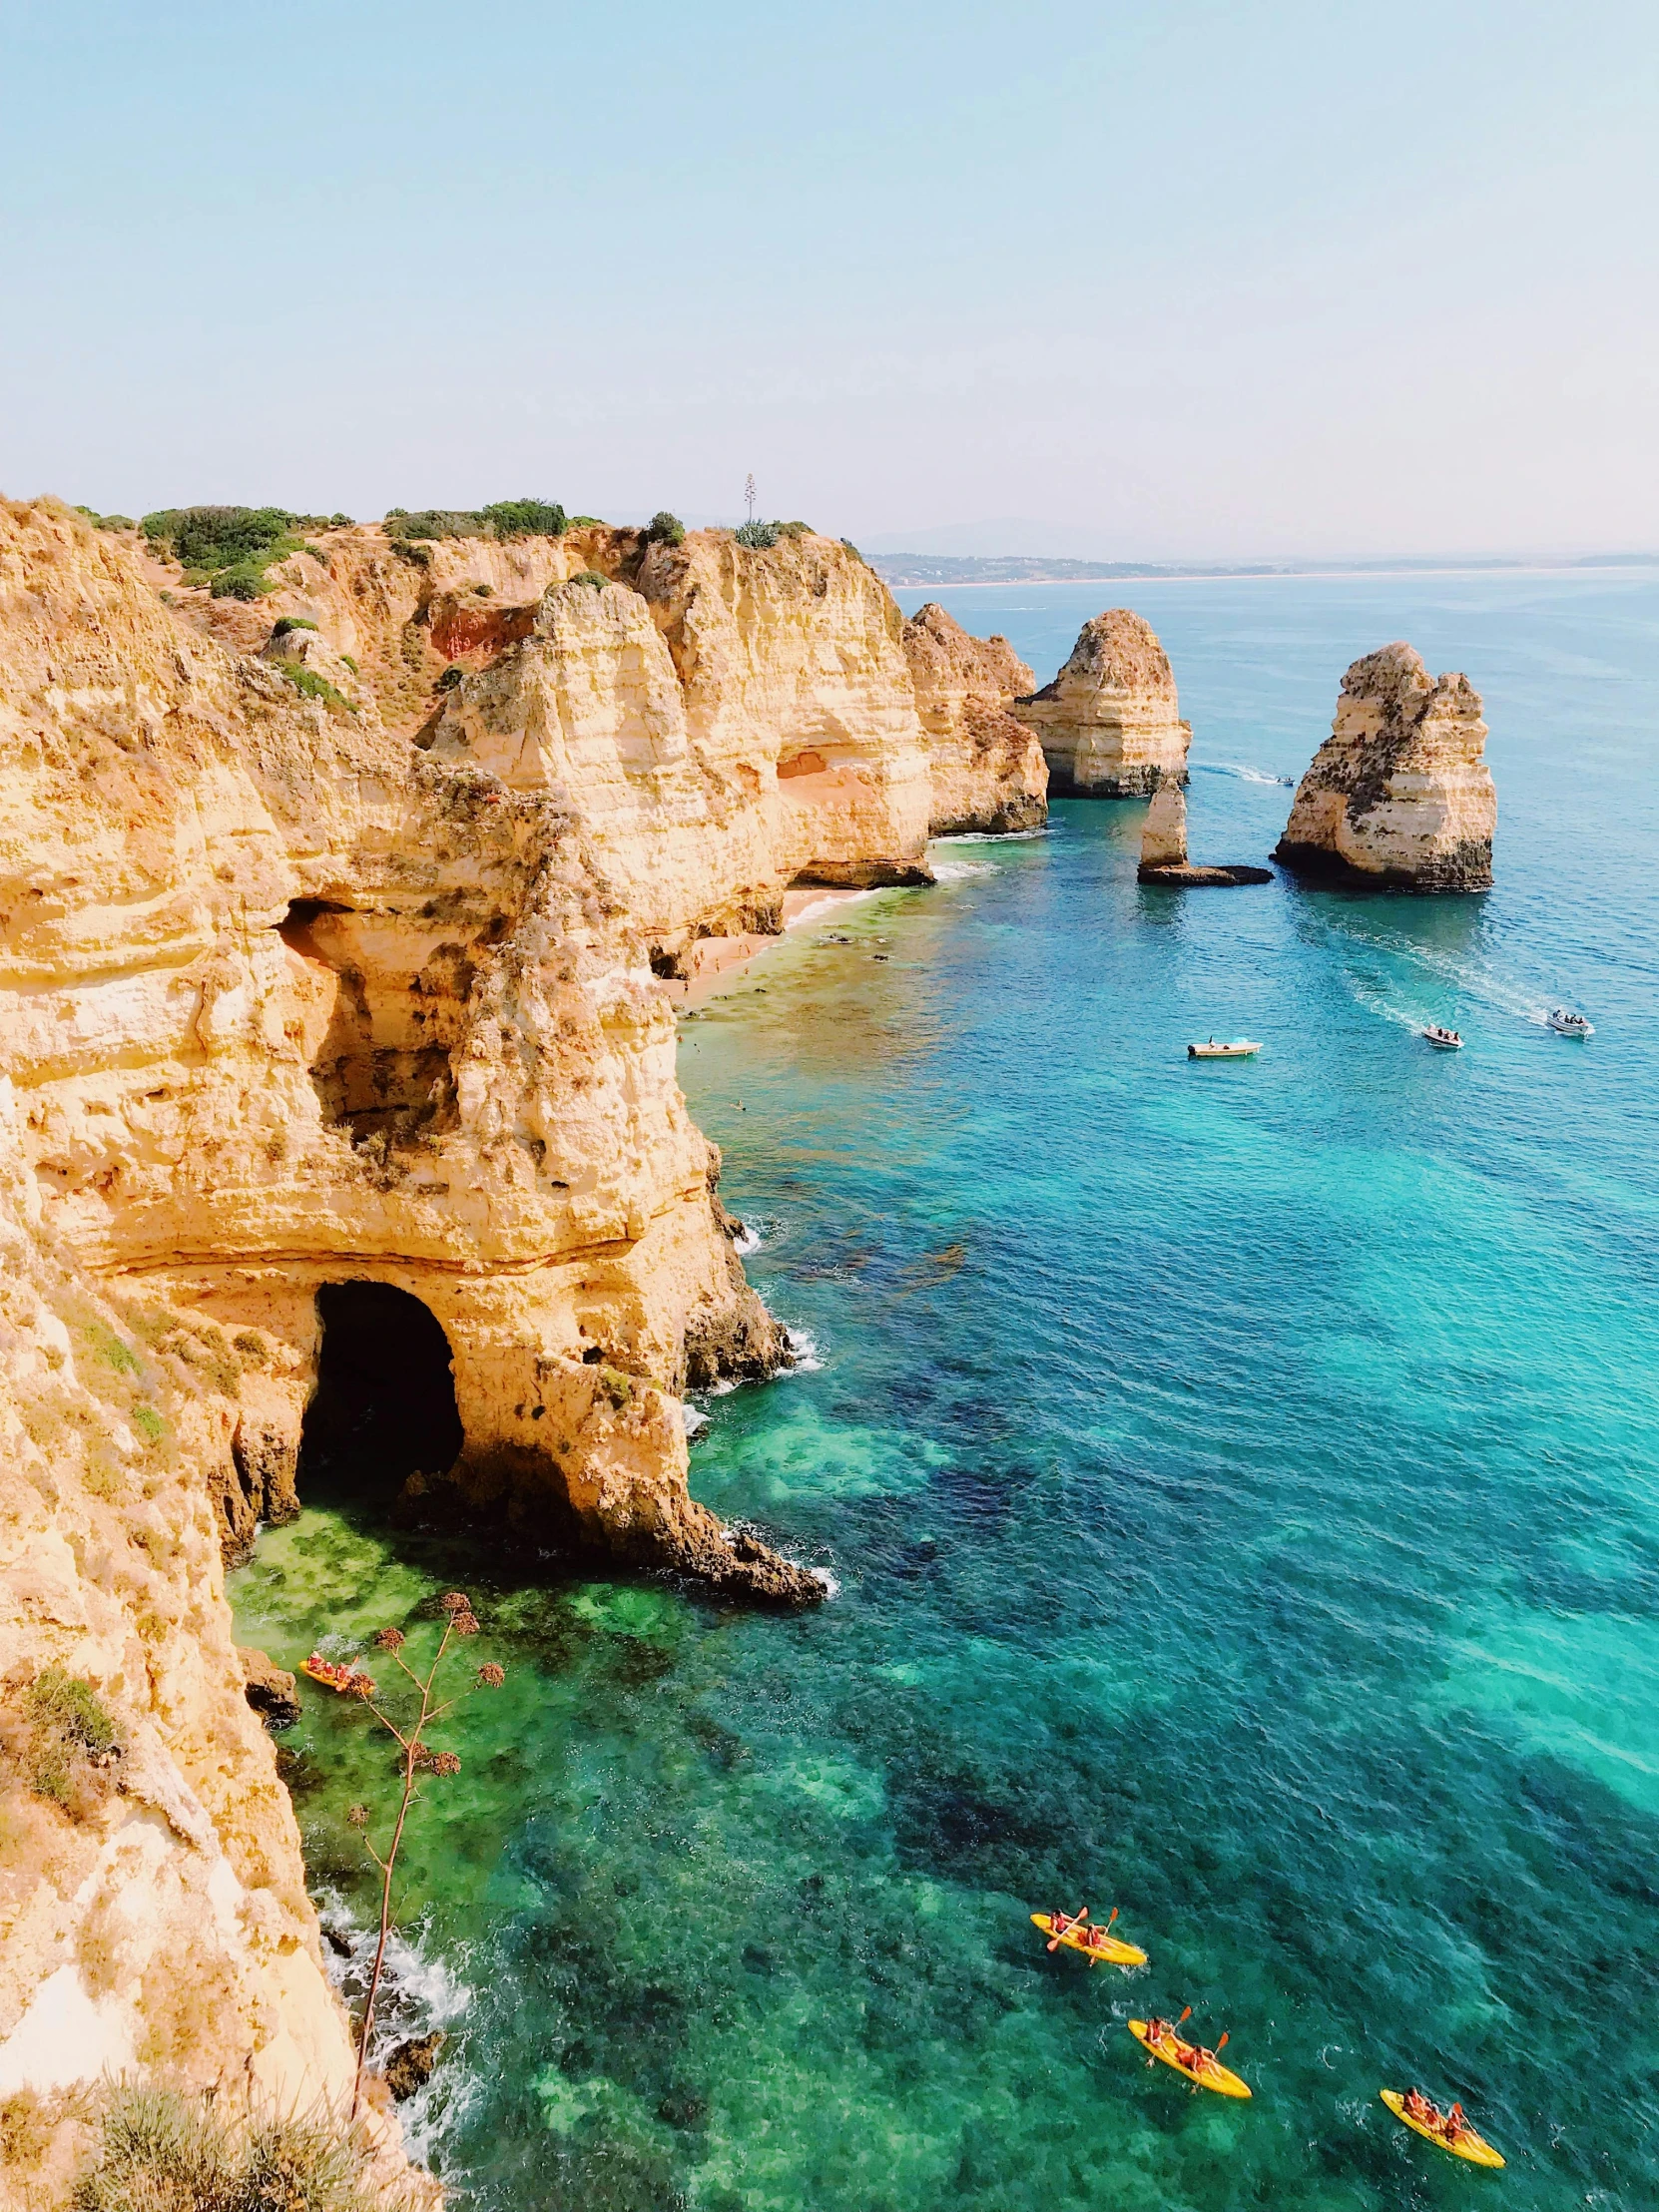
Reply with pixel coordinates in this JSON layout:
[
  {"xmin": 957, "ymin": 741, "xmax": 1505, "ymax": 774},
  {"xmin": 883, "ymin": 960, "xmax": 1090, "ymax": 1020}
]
[{"xmin": 745, "ymin": 473, "xmax": 757, "ymax": 524}]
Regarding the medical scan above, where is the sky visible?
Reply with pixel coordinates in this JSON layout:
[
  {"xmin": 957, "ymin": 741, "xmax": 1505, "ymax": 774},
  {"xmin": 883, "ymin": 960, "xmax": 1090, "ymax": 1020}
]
[{"xmin": 3, "ymin": 1, "xmax": 1656, "ymax": 561}]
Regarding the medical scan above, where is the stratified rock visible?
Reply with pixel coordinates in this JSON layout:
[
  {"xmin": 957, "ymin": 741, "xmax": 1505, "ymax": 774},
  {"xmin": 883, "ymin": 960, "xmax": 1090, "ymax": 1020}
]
[
  {"xmin": 383, "ymin": 2030, "xmax": 446, "ymax": 2102},
  {"xmin": 1012, "ymin": 609, "xmax": 1190, "ymax": 797},
  {"xmin": 1135, "ymin": 775, "xmax": 1273, "ymax": 885},
  {"xmin": 238, "ymin": 1646, "xmax": 301, "ymax": 1730},
  {"xmin": 901, "ymin": 603, "xmax": 1048, "ymax": 834},
  {"xmin": 1139, "ymin": 778, "xmax": 1187, "ymax": 867},
  {"xmin": 1274, "ymin": 643, "xmax": 1494, "ymax": 889}
]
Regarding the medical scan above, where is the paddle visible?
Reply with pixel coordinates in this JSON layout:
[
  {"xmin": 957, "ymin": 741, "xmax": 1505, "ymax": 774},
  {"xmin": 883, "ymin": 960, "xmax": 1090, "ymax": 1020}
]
[
  {"xmin": 1046, "ymin": 1906, "xmax": 1090, "ymax": 1952},
  {"xmin": 1084, "ymin": 1907, "xmax": 1119, "ymax": 1963}
]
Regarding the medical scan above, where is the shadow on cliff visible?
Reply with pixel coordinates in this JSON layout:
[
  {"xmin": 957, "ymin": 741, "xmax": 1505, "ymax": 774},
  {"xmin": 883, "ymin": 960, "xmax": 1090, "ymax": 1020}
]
[{"xmin": 296, "ymin": 1281, "xmax": 464, "ymax": 1513}]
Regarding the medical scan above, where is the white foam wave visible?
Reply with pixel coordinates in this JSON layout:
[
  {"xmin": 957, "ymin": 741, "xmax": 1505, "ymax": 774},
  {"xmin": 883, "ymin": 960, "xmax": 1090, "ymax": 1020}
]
[
  {"xmin": 783, "ymin": 1328, "xmax": 824, "ymax": 1374},
  {"xmin": 733, "ymin": 1224, "xmax": 762, "ymax": 1255},
  {"xmin": 683, "ymin": 1403, "xmax": 708, "ymax": 1437},
  {"xmin": 809, "ymin": 1566, "xmax": 840, "ymax": 1599},
  {"xmin": 929, "ymin": 858, "xmax": 992, "ymax": 881},
  {"xmin": 930, "ymin": 826, "xmax": 1054, "ymax": 844}
]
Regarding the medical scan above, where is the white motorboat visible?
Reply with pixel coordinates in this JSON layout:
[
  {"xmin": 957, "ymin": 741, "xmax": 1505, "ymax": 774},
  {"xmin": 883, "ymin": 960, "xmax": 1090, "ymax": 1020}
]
[
  {"xmin": 1423, "ymin": 1025, "xmax": 1462, "ymax": 1050},
  {"xmin": 1547, "ymin": 1007, "xmax": 1594, "ymax": 1038},
  {"xmin": 1188, "ymin": 1038, "xmax": 1262, "ymax": 1059}
]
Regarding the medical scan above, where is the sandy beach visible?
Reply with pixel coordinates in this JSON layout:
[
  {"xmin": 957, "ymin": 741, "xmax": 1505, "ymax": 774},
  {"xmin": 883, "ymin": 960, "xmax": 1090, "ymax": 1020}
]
[{"xmin": 660, "ymin": 887, "xmax": 877, "ymax": 1010}]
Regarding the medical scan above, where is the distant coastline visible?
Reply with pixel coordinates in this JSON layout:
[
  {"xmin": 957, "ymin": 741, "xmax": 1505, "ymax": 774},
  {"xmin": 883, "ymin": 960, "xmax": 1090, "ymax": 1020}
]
[{"xmin": 871, "ymin": 551, "xmax": 1659, "ymax": 590}]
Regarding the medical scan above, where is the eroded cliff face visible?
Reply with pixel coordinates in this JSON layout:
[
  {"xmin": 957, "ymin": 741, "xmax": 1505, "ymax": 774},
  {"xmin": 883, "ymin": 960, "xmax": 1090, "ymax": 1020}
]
[
  {"xmin": 0, "ymin": 1105, "xmax": 357, "ymax": 2138},
  {"xmin": 1012, "ymin": 609, "xmax": 1191, "ymax": 798},
  {"xmin": 1273, "ymin": 643, "xmax": 1495, "ymax": 889},
  {"xmin": 901, "ymin": 603, "xmax": 1047, "ymax": 835},
  {"xmin": 0, "ymin": 498, "xmax": 1050, "ymax": 2142}
]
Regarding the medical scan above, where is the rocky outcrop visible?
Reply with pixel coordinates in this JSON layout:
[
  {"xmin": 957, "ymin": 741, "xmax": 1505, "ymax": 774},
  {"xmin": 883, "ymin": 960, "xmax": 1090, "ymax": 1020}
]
[
  {"xmin": 1136, "ymin": 777, "xmax": 1274, "ymax": 887},
  {"xmin": 1274, "ymin": 643, "xmax": 1495, "ymax": 889},
  {"xmin": 1139, "ymin": 778, "xmax": 1188, "ymax": 867},
  {"xmin": 1013, "ymin": 609, "xmax": 1191, "ymax": 797},
  {"xmin": 901, "ymin": 603, "xmax": 1047, "ymax": 834},
  {"xmin": 0, "ymin": 499, "xmax": 1064, "ymax": 2138},
  {"xmin": 237, "ymin": 1647, "xmax": 301, "ymax": 1730}
]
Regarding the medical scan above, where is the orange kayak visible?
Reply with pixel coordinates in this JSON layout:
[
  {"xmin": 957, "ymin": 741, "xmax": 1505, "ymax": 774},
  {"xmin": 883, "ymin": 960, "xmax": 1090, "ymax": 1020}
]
[
  {"xmin": 1129, "ymin": 2018, "xmax": 1252, "ymax": 2098},
  {"xmin": 1381, "ymin": 2090, "xmax": 1504, "ymax": 2168},
  {"xmin": 1030, "ymin": 1913, "xmax": 1148, "ymax": 1967}
]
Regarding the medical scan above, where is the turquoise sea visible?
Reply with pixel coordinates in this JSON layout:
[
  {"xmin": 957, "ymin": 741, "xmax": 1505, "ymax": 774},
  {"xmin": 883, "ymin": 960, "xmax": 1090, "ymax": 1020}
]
[{"xmin": 231, "ymin": 570, "xmax": 1659, "ymax": 2212}]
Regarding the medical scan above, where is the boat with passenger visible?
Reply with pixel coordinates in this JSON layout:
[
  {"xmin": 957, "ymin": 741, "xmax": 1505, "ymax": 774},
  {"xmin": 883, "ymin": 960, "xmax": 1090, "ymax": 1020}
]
[
  {"xmin": 301, "ymin": 1652, "xmax": 375, "ymax": 1697},
  {"xmin": 1188, "ymin": 1038, "xmax": 1262, "ymax": 1059},
  {"xmin": 1547, "ymin": 1007, "xmax": 1593, "ymax": 1037},
  {"xmin": 1422, "ymin": 1025, "xmax": 1462, "ymax": 1049}
]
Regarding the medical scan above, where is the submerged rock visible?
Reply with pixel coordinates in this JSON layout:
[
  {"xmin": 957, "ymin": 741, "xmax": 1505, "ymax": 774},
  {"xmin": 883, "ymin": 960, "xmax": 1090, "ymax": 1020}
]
[
  {"xmin": 1274, "ymin": 643, "xmax": 1494, "ymax": 889},
  {"xmin": 383, "ymin": 2030, "xmax": 446, "ymax": 2102},
  {"xmin": 1012, "ymin": 609, "xmax": 1190, "ymax": 797}
]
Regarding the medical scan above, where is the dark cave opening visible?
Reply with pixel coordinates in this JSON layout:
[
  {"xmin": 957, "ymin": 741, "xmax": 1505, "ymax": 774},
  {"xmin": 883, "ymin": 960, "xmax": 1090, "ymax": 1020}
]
[{"xmin": 297, "ymin": 1281, "xmax": 464, "ymax": 1505}]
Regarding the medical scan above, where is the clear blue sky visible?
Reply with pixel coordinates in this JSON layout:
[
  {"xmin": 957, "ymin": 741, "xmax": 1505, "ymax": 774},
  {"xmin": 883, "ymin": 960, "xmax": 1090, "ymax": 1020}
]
[{"xmin": 3, "ymin": 1, "xmax": 1655, "ymax": 558}]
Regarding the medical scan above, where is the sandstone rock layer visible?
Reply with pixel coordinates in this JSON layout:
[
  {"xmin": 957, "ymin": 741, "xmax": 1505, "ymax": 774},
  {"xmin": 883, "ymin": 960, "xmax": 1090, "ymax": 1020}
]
[
  {"xmin": 901, "ymin": 603, "xmax": 1047, "ymax": 834},
  {"xmin": 1274, "ymin": 643, "xmax": 1494, "ymax": 889},
  {"xmin": 1013, "ymin": 609, "xmax": 1190, "ymax": 798}
]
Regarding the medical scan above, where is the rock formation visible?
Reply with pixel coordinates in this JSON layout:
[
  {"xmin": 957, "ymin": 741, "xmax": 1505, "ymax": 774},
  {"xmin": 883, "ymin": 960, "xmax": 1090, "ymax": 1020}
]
[
  {"xmin": 1139, "ymin": 778, "xmax": 1188, "ymax": 868},
  {"xmin": 0, "ymin": 498, "xmax": 1053, "ymax": 2151},
  {"xmin": 1274, "ymin": 643, "xmax": 1495, "ymax": 889},
  {"xmin": 1135, "ymin": 775, "xmax": 1274, "ymax": 888},
  {"xmin": 900, "ymin": 603, "xmax": 1048, "ymax": 834},
  {"xmin": 1012, "ymin": 609, "xmax": 1190, "ymax": 797}
]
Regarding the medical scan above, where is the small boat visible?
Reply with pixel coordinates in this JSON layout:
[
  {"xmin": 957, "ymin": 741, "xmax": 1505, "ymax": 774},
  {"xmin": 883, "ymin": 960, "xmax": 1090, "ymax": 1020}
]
[
  {"xmin": 1381, "ymin": 2089, "xmax": 1505, "ymax": 2168},
  {"xmin": 1129, "ymin": 2018, "xmax": 1251, "ymax": 2098},
  {"xmin": 301, "ymin": 1653, "xmax": 374, "ymax": 1697},
  {"xmin": 1422, "ymin": 1025, "xmax": 1462, "ymax": 1049},
  {"xmin": 1188, "ymin": 1038, "xmax": 1262, "ymax": 1059},
  {"xmin": 1547, "ymin": 1007, "xmax": 1593, "ymax": 1037},
  {"xmin": 1030, "ymin": 1911, "xmax": 1148, "ymax": 1968}
]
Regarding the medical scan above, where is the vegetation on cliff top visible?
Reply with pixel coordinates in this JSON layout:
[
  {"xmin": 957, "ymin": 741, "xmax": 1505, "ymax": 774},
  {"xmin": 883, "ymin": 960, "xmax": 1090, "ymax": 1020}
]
[
  {"xmin": 57, "ymin": 2082, "xmax": 418, "ymax": 2212},
  {"xmin": 141, "ymin": 506, "xmax": 351, "ymax": 599},
  {"xmin": 385, "ymin": 497, "xmax": 570, "ymax": 542}
]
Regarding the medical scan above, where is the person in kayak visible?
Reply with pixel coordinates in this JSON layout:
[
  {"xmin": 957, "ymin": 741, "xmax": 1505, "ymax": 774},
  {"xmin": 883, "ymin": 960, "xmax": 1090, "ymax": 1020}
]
[
  {"xmin": 1143, "ymin": 2016, "xmax": 1172, "ymax": 2055},
  {"xmin": 1443, "ymin": 2102, "xmax": 1468, "ymax": 2142}
]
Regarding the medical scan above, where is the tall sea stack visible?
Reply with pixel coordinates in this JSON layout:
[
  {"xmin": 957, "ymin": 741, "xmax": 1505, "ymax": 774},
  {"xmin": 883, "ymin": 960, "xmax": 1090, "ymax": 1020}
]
[
  {"xmin": 1011, "ymin": 609, "xmax": 1190, "ymax": 797},
  {"xmin": 1274, "ymin": 643, "xmax": 1495, "ymax": 890}
]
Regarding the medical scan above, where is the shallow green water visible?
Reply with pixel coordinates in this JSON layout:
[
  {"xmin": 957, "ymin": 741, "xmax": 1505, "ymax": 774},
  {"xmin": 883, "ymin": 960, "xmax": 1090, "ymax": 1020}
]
[{"xmin": 233, "ymin": 571, "xmax": 1659, "ymax": 2211}]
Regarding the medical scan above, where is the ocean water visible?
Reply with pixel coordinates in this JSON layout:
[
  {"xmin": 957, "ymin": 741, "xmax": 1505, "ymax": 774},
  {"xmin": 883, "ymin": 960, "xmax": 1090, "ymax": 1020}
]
[{"xmin": 231, "ymin": 570, "xmax": 1659, "ymax": 2212}]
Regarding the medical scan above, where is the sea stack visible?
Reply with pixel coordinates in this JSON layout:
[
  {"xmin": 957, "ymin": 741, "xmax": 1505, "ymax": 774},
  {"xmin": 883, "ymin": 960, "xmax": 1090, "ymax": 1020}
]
[
  {"xmin": 901, "ymin": 601, "xmax": 1048, "ymax": 834},
  {"xmin": 1012, "ymin": 608, "xmax": 1190, "ymax": 797},
  {"xmin": 1136, "ymin": 774, "xmax": 1273, "ymax": 886},
  {"xmin": 1274, "ymin": 643, "xmax": 1495, "ymax": 889}
]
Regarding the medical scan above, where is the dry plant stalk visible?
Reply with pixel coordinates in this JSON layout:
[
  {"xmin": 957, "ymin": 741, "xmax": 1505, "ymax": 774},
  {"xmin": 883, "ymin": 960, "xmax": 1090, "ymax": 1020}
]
[{"xmin": 344, "ymin": 1590, "xmax": 504, "ymax": 2118}]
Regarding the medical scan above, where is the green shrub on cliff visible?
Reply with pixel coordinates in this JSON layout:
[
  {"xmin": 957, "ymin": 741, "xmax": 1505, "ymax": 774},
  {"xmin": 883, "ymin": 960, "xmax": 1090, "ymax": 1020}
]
[
  {"xmin": 280, "ymin": 664, "xmax": 357, "ymax": 715},
  {"xmin": 385, "ymin": 499, "xmax": 570, "ymax": 543},
  {"xmin": 735, "ymin": 519, "xmax": 780, "ymax": 549},
  {"xmin": 141, "ymin": 505, "xmax": 339, "ymax": 598},
  {"xmin": 645, "ymin": 510, "xmax": 686, "ymax": 546},
  {"xmin": 480, "ymin": 496, "xmax": 567, "ymax": 538}
]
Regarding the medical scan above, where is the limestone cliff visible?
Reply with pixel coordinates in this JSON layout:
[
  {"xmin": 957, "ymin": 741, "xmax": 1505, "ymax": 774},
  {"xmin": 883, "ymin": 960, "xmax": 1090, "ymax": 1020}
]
[
  {"xmin": 0, "ymin": 499, "xmax": 1047, "ymax": 2148},
  {"xmin": 1012, "ymin": 609, "xmax": 1191, "ymax": 797},
  {"xmin": 1274, "ymin": 643, "xmax": 1495, "ymax": 889},
  {"xmin": 1139, "ymin": 778, "xmax": 1188, "ymax": 867},
  {"xmin": 901, "ymin": 603, "xmax": 1047, "ymax": 835},
  {"xmin": 0, "ymin": 1110, "xmax": 357, "ymax": 2138}
]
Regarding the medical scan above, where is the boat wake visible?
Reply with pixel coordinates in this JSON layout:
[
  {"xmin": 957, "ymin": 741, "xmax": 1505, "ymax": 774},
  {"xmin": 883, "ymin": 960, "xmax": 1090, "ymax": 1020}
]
[
  {"xmin": 930, "ymin": 826, "xmax": 1054, "ymax": 844},
  {"xmin": 1193, "ymin": 760, "xmax": 1296, "ymax": 787}
]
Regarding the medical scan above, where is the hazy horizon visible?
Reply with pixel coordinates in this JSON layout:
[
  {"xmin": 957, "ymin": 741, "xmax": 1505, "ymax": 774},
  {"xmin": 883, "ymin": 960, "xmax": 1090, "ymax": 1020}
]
[{"xmin": 6, "ymin": 2, "xmax": 1656, "ymax": 561}]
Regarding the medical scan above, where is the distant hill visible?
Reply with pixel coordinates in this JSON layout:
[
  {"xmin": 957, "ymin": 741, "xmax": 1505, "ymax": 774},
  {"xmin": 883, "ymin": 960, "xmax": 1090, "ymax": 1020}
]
[{"xmin": 870, "ymin": 551, "xmax": 1659, "ymax": 589}]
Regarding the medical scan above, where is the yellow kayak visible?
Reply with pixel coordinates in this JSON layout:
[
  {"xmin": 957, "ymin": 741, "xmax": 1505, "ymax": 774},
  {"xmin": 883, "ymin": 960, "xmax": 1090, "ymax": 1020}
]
[
  {"xmin": 1381, "ymin": 2090, "xmax": 1505, "ymax": 2168},
  {"xmin": 1030, "ymin": 1914, "xmax": 1148, "ymax": 1967},
  {"xmin": 1129, "ymin": 2018, "xmax": 1252, "ymax": 2098}
]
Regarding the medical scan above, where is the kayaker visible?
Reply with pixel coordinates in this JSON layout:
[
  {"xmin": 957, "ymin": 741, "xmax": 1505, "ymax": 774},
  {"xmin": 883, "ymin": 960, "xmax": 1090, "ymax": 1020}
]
[
  {"xmin": 1144, "ymin": 2015, "xmax": 1171, "ymax": 2050},
  {"xmin": 1443, "ymin": 2102, "xmax": 1467, "ymax": 2141}
]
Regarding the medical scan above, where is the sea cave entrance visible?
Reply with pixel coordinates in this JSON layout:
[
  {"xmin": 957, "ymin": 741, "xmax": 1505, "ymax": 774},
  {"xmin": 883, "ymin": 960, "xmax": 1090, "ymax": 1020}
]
[{"xmin": 297, "ymin": 1281, "xmax": 464, "ymax": 1508}]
